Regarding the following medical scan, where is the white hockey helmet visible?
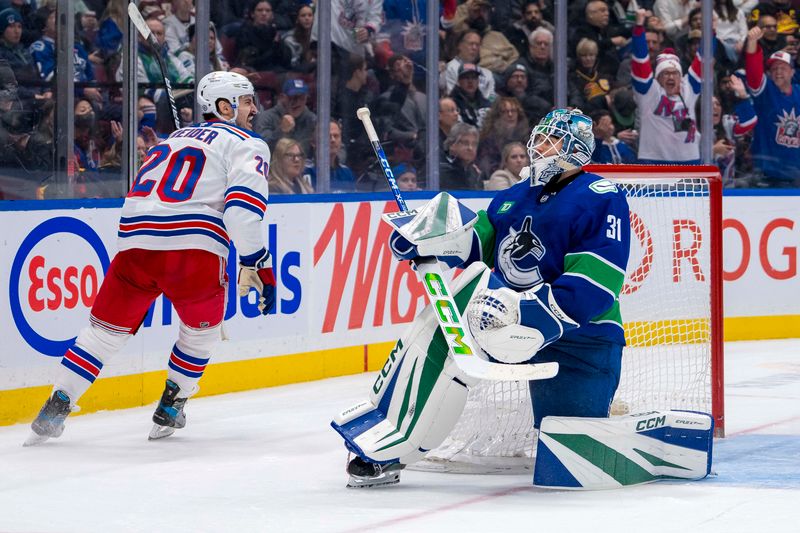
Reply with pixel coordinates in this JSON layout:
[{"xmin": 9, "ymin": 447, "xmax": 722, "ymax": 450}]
[{"xmin": 196, "ymin": 71, "xmax": 255, "ymax": 124}]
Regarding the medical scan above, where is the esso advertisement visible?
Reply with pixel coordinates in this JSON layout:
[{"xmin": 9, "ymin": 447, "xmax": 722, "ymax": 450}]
[{"xmin": 9, "ymin": 216, "xmax": 110, "ymax": 358}]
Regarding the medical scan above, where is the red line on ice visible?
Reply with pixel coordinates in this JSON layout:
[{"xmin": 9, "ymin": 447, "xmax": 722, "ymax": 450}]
[
  {"xmin": 727, "ymin": 414, "xmax": 800, "ymax": 436},
  {"xmin": 341, "ymin": 485, "xmax": 534, "ymax": 532}
]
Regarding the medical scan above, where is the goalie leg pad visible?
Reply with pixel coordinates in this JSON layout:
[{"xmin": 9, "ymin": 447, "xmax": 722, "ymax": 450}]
[
  {"xmin": 534, "ymin": 410, "xmax": 714, "ymax": 489},
  {"xmin": 331, "ymin": 262, "xmax": 491, "ymax": 465}
]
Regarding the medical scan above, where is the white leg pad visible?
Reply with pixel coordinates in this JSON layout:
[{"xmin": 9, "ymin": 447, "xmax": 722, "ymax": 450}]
[
  {"xmin": 534, "ymin": 410, "xmax": 714, "ymax": 489},
  {"xmin": 331, "ymin": 263, "xmax": 491, "ymax": 465}
]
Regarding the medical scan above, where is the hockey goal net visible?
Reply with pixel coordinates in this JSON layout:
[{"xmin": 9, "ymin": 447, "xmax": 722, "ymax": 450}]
[{"xmin": 413, "ymin": 165, "xmax": 724, "ymax": 474}]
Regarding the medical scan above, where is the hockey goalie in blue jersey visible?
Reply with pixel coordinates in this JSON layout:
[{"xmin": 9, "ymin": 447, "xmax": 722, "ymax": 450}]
[{"xmin": 332, "ymin": 109, "xmax": 712, "ymax": 489}]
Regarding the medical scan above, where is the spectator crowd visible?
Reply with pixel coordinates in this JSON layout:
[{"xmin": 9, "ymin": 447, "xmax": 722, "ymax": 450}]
[{"xmin": 2, "ymin": 0, "xmax": 800, "ymax": 199}]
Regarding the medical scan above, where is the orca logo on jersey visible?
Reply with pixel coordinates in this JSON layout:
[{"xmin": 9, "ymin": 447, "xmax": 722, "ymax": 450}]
[
  {"xmin": 497, "ymin": 216, "xmax": 546, "ymax": 289},
  {"xmin": 10, "ymin": 217, "xmax": 111, "ymax": 357}
]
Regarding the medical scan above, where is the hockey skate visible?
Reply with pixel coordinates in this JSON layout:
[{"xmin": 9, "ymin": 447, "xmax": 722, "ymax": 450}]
[
  {"xmin": 346, "ymin": 456, "xmax": 405, "ymax": 488},
  {"xmin": 24, "ymin": 390, "xmax": 77, "ymax": 446},
  {"xmin": 149, "ymin": 380, "xmax": 190, "ymax": 440}
]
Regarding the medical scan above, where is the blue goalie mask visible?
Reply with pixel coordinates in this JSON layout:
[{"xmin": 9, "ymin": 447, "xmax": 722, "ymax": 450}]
[{"xmin": 525, "ymin": 108, "xmax": 595, "ymax": 185}]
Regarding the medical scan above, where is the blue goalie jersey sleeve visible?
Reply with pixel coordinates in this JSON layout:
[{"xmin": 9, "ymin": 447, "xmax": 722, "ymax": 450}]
[{"xmin": 486, "ymin": 172, "xmax": 631, "ymax": 344}]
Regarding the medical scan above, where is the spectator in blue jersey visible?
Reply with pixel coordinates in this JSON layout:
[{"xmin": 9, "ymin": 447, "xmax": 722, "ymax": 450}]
[
  {"xmin": 30, "ymin": 8, "xmax": 102, "ymax": 105},
  {"xmin": 744, "ymin": 25, "xmax": 800, "ymax": 187},
  {"xmin": 590, "ymin": 109, "xmax": 638, "ymax": 164},
  {"xmin": 303, "ymin": 120, "xmax": 356, "ymax": 193},
  {"xmin": 73, "ymin": 98, "xmax": 100, "ymax": 174},
  {"xmin": 630, "ymin": 8, "xmax": 705, "ymax": 165},
  {"xmin": 96, "ymin": 0, "xmax": 125, "ymax": 58}
]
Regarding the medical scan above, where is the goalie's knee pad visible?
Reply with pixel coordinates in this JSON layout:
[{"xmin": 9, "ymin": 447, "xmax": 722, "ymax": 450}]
[{"xmin": 331, "ymin": 262, "xmax": 493, "ymax": 465}]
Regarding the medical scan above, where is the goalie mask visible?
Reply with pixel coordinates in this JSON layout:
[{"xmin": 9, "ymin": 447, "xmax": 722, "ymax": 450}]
[
  {"xmin": 525, "ymin": 108, "xmax": 595, "ymax": 186},
  {"xmin": 196, "ymin": 71, "xmax": 256, "ymax": 124}
]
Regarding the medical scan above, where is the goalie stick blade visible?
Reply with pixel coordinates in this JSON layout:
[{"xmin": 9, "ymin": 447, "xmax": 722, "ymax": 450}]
[{"xmin": 455, "ymin": 357, "xmax": 559, "ymax": 381}]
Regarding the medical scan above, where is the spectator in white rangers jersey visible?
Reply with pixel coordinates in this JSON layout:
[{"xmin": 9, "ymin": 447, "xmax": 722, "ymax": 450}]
[
  {"xmin": 631, "ymin": 8, "xmax": 704, "ymax": 164},
  {"xmin": 25, "ymin": 72, "xmax": 278, "ymax": 446}
]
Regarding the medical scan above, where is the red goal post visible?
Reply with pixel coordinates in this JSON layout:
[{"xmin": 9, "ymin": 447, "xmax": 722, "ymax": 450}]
[
  {"xmin": 412, "ymin": 165, "xmax": 724, "ymax": 474},
  {"xmin": 586, "ymin": 164, "xmax": 724, "ymax": 437}
]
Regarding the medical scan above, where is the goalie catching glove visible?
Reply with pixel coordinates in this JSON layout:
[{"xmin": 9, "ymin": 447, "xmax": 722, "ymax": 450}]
[
  {"xmin": 466, "ymin": 283, "xmax": 578, "ymax": 363},
  {"xmin": 238, "ymin": 248, "xmax": 277, "ymax": 315}
]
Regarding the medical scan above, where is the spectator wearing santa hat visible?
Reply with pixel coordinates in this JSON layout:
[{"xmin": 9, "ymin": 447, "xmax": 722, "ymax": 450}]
[{"xmin": 630, "ymin": 8, "xmax": 705, "ymax": 165}]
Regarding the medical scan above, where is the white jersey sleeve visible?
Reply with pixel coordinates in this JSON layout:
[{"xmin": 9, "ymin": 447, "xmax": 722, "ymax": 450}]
[{"xmin": 222, "ymin": 135, "xmax": 271, "ymax": 260}]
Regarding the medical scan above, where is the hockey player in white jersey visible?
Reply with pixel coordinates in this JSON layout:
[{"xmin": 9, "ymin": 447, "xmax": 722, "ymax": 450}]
[{"xmin": 25, "ymin": 71, "xmax": 277, "ymax": 445}]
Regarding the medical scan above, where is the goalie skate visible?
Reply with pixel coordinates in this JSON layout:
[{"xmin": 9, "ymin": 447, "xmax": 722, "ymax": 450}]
[
  {"xmin": 149, "ymin": 379, "xmax": 189, "ymax": 441},
  {"xmin": 24, "ymin": 390, "xmax": 78, "ymax": 447},
  {"xmin": 346, "ymin": 456, "xmax": 405, "ymax": 488}
]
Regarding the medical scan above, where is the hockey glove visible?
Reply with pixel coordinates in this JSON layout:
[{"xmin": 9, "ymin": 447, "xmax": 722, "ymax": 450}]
[
  {"xmin": 466, "ymin": 284, "xmax": 578, "ymax": 363},
  {"xmin": 388, "ymin": 227, "xmax": 478, "ymax": 269},
  {"xmin": 238, "ymin": 248, "xmax": 277, "ymax": 315}
]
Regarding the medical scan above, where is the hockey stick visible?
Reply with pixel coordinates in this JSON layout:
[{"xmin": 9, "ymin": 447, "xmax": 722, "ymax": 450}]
[
  {"xmin": 127, "ymin": 3, "xmax": 181, "ymax": 131},
  {"xmin": 356, "ymin": 107, "xmax": 558, "ymax": 382}
]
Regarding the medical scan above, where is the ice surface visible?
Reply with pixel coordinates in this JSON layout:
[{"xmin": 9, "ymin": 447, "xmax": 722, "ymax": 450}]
[{"xmin": 1, "ymin": 339, "xmax": 798, "ymax": 532}]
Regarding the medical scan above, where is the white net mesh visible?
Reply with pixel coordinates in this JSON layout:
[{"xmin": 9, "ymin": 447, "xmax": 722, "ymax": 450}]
[{"xmin": 412, "ymin": 172, "xmax": 718, "ymax": 474}]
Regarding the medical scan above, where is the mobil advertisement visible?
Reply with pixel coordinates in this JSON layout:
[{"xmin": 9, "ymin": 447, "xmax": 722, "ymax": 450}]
[{"xmin": 1, "ymin": 193, "xmax": 798, "ymax": 394}]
